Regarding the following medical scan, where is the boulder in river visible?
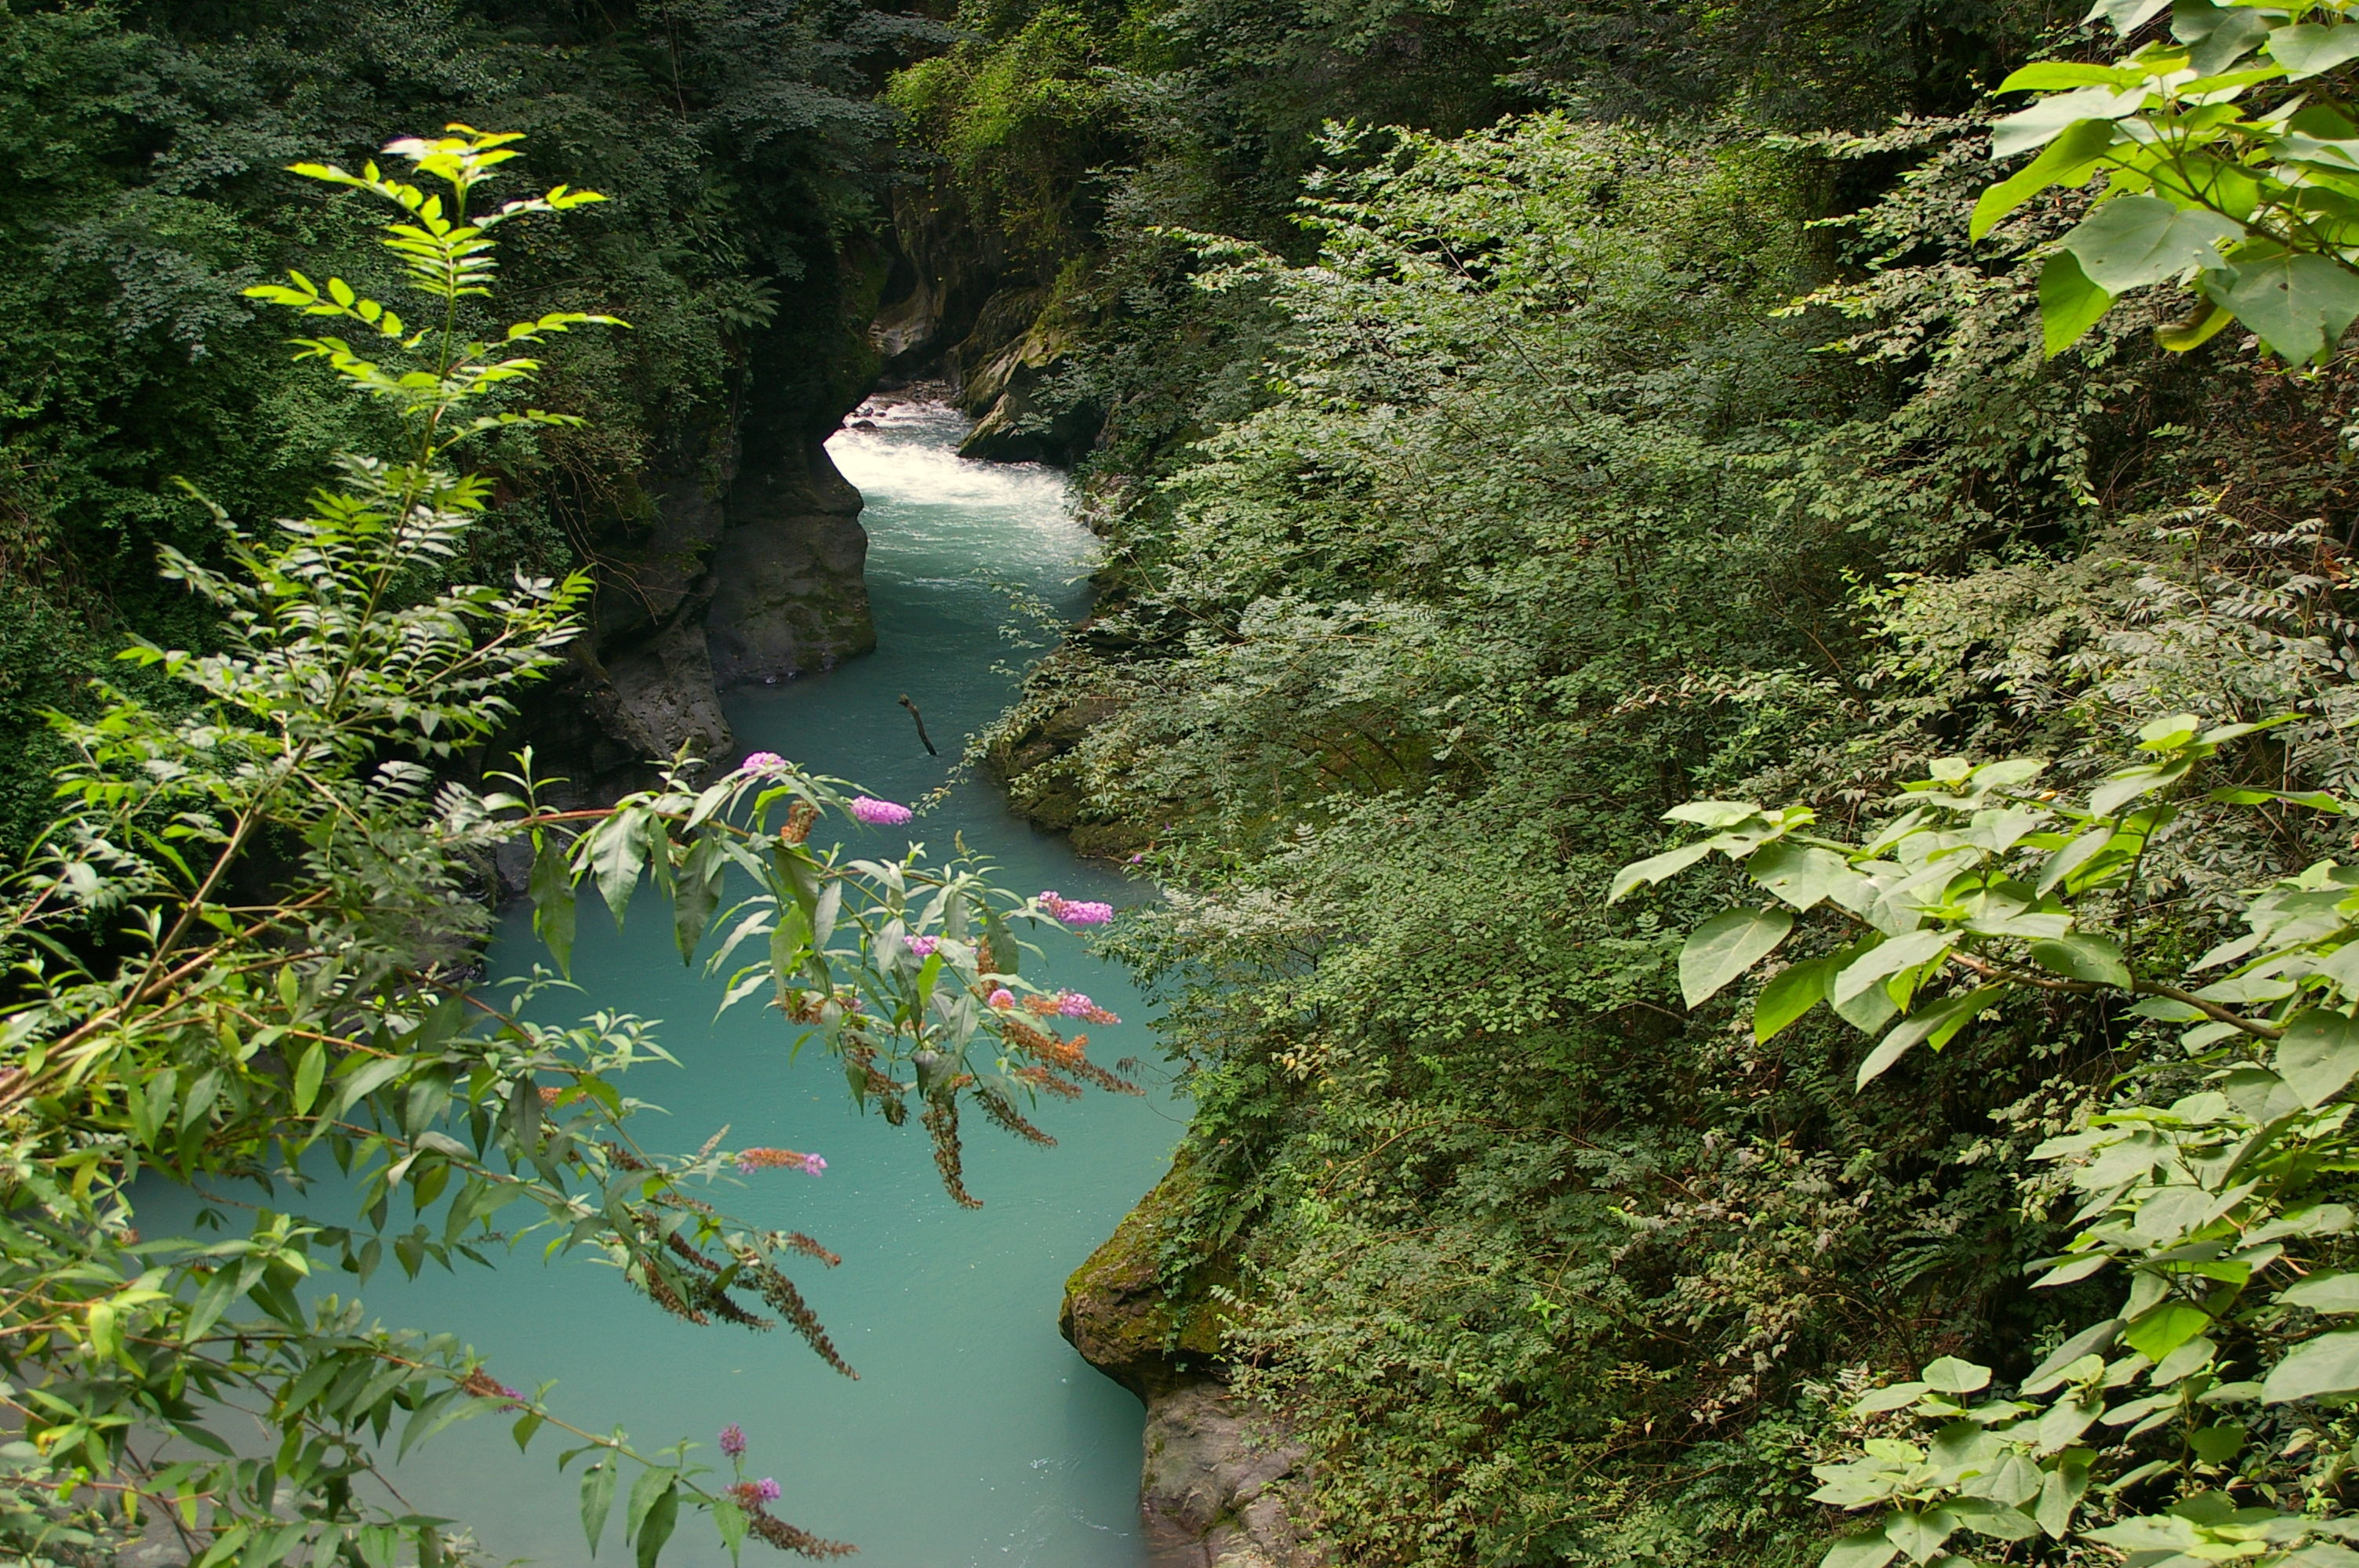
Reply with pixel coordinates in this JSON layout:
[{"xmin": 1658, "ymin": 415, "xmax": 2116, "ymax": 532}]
[{"xmin": 1060, "ymin": 1153, "xmax": 1329, "ymax": 1566}]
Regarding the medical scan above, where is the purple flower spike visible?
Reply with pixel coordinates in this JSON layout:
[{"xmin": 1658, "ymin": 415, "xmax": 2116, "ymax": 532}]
[
  {"xmin": 740, "ymin": 751, "xmax": 787, "ymax": 775},
  {"xmin": 850, "ymin": 797, "xmax": 913, "ymax": 826},
  {"xmin": 757, "ymin": 1478, "xmax": 782, "ymax": 1501},
  {"xmin": 905, "ymin": 935, "xmax": 940, "ymax": 957},
  {"xmin": 719, "ymin": 1423, "xmax": 746, "ymax": 1457},
  {"xmin": 802, "ymin": 1153, "xmax": 827, "ymax": 1177}
]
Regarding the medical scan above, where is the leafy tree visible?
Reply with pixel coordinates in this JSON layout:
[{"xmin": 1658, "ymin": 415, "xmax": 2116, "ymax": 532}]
[
  {"xmin": 1622, "ymin": 720, "xmax": 2359, "ymax": 1566},
  {"xmin": 1976, "ymin": 0, "xmax": 2359, "ymax": 361},
  {"xmin": 0, "ymin": 128, "xmax": 1130, "ymax": 1566}
]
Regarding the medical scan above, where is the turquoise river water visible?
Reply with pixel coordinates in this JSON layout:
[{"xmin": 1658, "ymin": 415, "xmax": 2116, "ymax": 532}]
[{"xmin": 353, "ymin": 403, "xmax": 1180, "ymax": 1565}]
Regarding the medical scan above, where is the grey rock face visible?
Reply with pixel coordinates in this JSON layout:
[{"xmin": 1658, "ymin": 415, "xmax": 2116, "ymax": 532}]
[
  {"xmin": 706, "ymin": 435, "xmax": 876, "ymax": 688},
  {"xmin": 1141, "ymin": 1384, "xmax": 1327, "ymax": 1568}
]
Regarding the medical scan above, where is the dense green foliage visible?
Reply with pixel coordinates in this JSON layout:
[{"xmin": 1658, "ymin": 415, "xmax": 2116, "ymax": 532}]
[
  {"xmin": 951, "ymin": 2, "xmax": 2359, "ymax": 1562},
  {"xmin": 0, "ymin": 0, "xmax": 932, "ymax": 850},
  {"xmin": 0, "ymin": 129, "xmax": 1133, "ymax": 1566}
]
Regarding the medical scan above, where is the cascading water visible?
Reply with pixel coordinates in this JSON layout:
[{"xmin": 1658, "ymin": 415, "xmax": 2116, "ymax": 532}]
[{"xmin": 354, "ymin": 399, "xmax": 1180, "ymax": 1566}]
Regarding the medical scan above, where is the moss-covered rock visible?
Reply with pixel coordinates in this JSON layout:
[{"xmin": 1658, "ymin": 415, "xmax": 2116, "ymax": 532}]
[{"xmin": 1059, "ymin": 1151, "xmax": 1233, "ymax": 1399}]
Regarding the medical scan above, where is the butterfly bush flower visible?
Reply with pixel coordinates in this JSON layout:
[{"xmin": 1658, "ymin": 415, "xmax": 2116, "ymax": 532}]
[
  {"xmin": 758, "ymin": 1479, "xmax": 782, "ymax": 1502},
  {"xmin": 987, "ymin": 987, "xmax": 1016, "ymax": 1008},
  {"xmin": 1037, "ymin": 891, "xmax": 1114, "ymax": 924},
  {"xmin": 905, "ymin": 935, "xmax": 940, "ymax": 958},
  {"xmin": 737, "ymin": 1147, "xmax": 826, "ymax": 1177},
  {"xmin": 739, "ymin": 751, "xmax": 787, "ymax": 775},
  {"xmin": 850, "ymin": 797, "xmax": 913, "ymax": 826},
  {"xmin": 719, "ymin": 1424, "xmax": 747, "ymax": 1458}
]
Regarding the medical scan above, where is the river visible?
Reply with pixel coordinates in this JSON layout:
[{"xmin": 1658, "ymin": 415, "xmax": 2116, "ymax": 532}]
[{"xmin": 362, "ymin": 400, "xmax": 1180, "ymax": 1565}]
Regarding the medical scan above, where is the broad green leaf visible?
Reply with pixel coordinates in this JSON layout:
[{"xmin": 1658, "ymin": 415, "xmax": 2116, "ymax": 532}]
[
  {"xmin": 1747, "ymin": 840, "xmax": 1872, "ymax": 913},
  {"xmin": 2269, "ymin": 21, "xmax": 2359, "ymax": 78},
  {"xmin": 2211, "ymin": 250, "xmax": 2359, "ymax": 363},
  {"xmin": 1852, "ymin": 1381, "xmax": 1932, "ymax": 1414},
  {"xmin": 1921, "ymin": 1356, "xmax": 1990, "ymax": 1394},
  {"xmin": 2086, "ymin": 0, "xmax": 2172, "ymax": 33},
  {"xmin": 1882, "ymin": 1507, "xmax": 1961, "ymax": 1563},
  {"xmin": 1819, "ymin": 1527, "xmax": 1900, "ymax": 1568},
  {"xmin": 1663, "ymin": 800, "xmax": 1763, "ymax": 827},
  {"xmin": 1678, "ymin": 908, "xmax": 1794, "ymax": 1009},
  {"xmin": 2283, "ymin": 1272, "xmax": 2359, "ymax": 1312},
  {"xmin": 2061, "ymin": 197, "xmax": 2237, "ymax": 292},
  {"xmin": 2263, "ymin": 1327, "xmax": 2359, "ymax": 1402},
  {"xmin": 2123, "ymin": 1301, "xmax": 2212, "ymax": 1362},
  {"xmin": 1832, "ymin": 930, "xmax": 1954, "ymax": 1010},
  {"xmin": 2027, "ymin": 934, "xmax": 2132, "ymax": 989},
  {"xmin": 1972, "ymin": 118, "xmax": 2119, "ymax": 240},
  {"xmin": 1609, "ymin": 840, "xmax": 1713, "ymax": 903},
  {"xmin": 2040, "ymin": 250, "xmax": 2115, "ymax": 357},
  {"xmin": 1993, "ymin": 84, "xmax": 2142, "ymax": 158},
  {"xmin": 582, "ymin": 1461, "xmax": 616, "ymax": 1555},
  {"xmin": 2025, "ymin": 1319, "xmax": 2121, "ymax": 1393},
  {"xmin": 2157, "ymin": 294, "xmax": 2237, "ymax": 352},
  {"xmin": 2277, "ymin": 1009, "xmax": 2359, "ymax": 1107},
  {"xmin": 1996, "ymin": 61, "xmax": 2143, "ymax": 91},
  {"xmin": 1856, "ymin": 986, "xmax": 1990, "ymax": 1088},
  {"xmin": 1755, "ymin": 956, "xmax": 1834, "ymax": 1043}
]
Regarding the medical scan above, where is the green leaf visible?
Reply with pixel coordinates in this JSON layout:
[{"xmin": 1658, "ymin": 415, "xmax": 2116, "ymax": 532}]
[
  {"xmin": 2263, "ymin": 1327, "xmax": 2359, "ymax": 1402},
  {"xmin": 982, "ymin": 906, "xmax": 1017, "ymax": 976},
  {"xmin": 2281, "ymin": 1272, "xmax": 2359, "ymax": 1312},
  {"xmin": 2156, "ymin": 294, "xmax": 2236, "ymax": 352},
  {"xmin": 2277, "ymin": 1009, "xmax": 2359, "ymax": 1107},
  {"xmin": 1755, "ymin": 956, "xmax": 1834, "ymax": 1044},
  {"xmin": 1856, "ymin": 986, "xmax": 1991, "ymax": 1088},
  {"xmin": 2061, "ymin": 197, "xmax": 2237, "ymax": 292},
  {"xmin": 2024, "ymin": 1319, "xmax": 2121, "ymax": 1393},
  {"xmin": 581, "ymin": 1461, "xmax": 616, "ymax": 1555},
  {"xmin": 634, "ymin": 1480, "xmax": 678, "ymax": 1568},
  {"xmin": 1921, "ymin": 1356, "xmax": 1991, "ymax": 1395},
  {"xmin": 2124, "ymin": 1301, "xmax": 2212, "ymax": 1363},
  {"xmin": 1679, "ymin": 908, "xmax": 1794, "ymax": 1009},
  {"xmin": 2028, "ymin": 934, "xmax": 2132, "ymax": 989},
  {"xmin": 292, "ymin": 1043, "xmax": 326, "ymax": 1116},
  {"xmin": 1972, "ymin": 118, "xmax": 2119, "ymax": 240},
  {"xmin": 2268, "ymin": 21, "xmax": 2359, "ymax": 78},
  {"xmin": 1832, "ymin": 930, "xmax": 1954, "ymax": 1011},
  {"xmin": 530, "ymin": 837, "xmax": 576, "ymax": 977},
  {"xmin": 1609, "ymin": 841, "xmax": 1714, "ymax": 902},
  {"xmin": 625, "ymin": 1466, "xmax": 672, "ymax": 1547},
  {"xmin": 2039, "ymin": 250, "xmax": 2115, "ymax": 357},
  {"xmin": 1996, "ymin": 61, "xmax": 2141, "ymax": 91},
  {"xmin": 2211, "ymin": 250, "xmax": 2359, "ymax": 363},
  {"xmin": 1852, "ymin": 1381, "xmax": 1932, "ymax": 1414},
  {"xmin": 1747, "ymin": 840, "xmax": 1872, "ymax": 913},
  {"xmin": 1993, "ymin": 84, "xmax": 2140, "ymax": 158},
  {"xmin": 673, "ymin": 832, "xmax": 723, "ymax": 964},
  {"xmin": 1819, "ymin": 1526, "xmax": 1899, "ymax": 1568},
  {"xmin": 2086, "ymin": 0, "xmax": 2172, "ymax": 33}
]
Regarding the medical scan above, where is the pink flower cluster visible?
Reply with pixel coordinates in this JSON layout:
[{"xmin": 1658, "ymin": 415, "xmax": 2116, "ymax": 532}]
[
  {"xmin": 740, "ymin": 751, "xmax": 787, "ymax": 775},
  {"xmin": 719, "ymin": 1423, "xmax": 747, "ymax": 1457},
  {"xmin": 736, "ymin": 1147, "xmax": 827, "ymax": 1177},
  {"xmin": 904, "ymin": 935, "xmax": 940, "ymax": 958},
  {"xmin": 850, "ymin": 796, "xmax": 913, "ymax": 826},
  {"xmin": 987, "ymin": 987, "xmax": 1016, "ymax": 1008},
  {"xmin": 1038, "ymin": 890, "xmax": 1114, "ymax": 925},
  {"xmin": 1022, "ymin": 990, "xmax": 1121, "ymax": 1025}
]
